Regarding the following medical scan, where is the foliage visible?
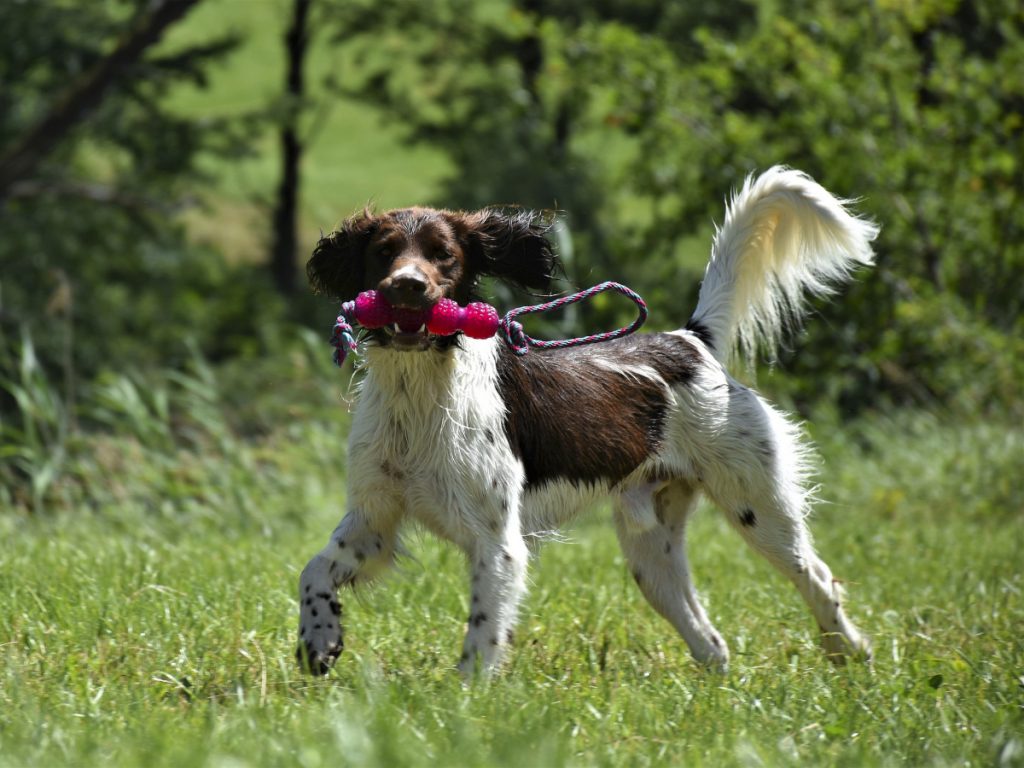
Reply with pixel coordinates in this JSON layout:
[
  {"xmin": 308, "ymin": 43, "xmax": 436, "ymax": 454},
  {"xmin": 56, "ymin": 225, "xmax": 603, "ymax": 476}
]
[
  {"xmin": 324, "ymin": 0, "xmax": 1024, "ymax": 416},
  {"xmin": 0, "ymin": 332, "xmax": 70, "ymax": 514},
  {"xmin": 0, "ymin": 411, "xmax": 1021, "ymax": 766},
  {"xmin": 0, "ymin": 0, "xmax": 271, "ymax": 385},
  {"xmin": 0, "ymin": 327, "xmax": 344, "ymax": 515},
  {"xmin": 4, "ymin": 0, "xmax": 1021, "ymax": 416}
]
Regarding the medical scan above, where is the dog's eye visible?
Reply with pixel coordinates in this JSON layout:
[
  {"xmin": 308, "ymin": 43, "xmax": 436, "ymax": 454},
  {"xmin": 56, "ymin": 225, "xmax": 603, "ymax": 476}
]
[{"xmin": 377, "ymin": 246, "xmax": 393, "ymax": 259}]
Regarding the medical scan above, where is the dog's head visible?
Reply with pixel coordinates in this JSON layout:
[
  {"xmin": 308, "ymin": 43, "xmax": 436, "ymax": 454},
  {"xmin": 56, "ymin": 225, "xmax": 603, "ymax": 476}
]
[{"xmin": 308, "ymin": 207, "xmax": 557, "ymax": 351}]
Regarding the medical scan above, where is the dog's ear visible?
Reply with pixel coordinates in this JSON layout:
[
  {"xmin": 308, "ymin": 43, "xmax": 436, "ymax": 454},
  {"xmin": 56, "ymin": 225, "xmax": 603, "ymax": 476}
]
[
  {"xmin": 306, "ymin": 212, "xmax": 378, "ymax": 298},
  {"xmin": 458, "ymin": 208, "xmax": 558, "ymax": 291}
]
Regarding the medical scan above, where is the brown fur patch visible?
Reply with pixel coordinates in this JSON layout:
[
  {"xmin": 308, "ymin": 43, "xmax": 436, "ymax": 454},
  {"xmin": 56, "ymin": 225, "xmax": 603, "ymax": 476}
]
[{"xmin": 497, "ymin": 333, "xmax": 701, "ymax": 487}]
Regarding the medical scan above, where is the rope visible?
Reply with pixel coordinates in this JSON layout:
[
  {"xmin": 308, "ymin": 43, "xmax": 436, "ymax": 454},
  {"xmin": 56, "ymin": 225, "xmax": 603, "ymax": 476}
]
[
  {"xmin": 499, "ymin": 281, "xmax": 648, "ymax": 356},
  {"xmin": 330, "ymin": 312, "xmax": 358, "ymax": 367}
]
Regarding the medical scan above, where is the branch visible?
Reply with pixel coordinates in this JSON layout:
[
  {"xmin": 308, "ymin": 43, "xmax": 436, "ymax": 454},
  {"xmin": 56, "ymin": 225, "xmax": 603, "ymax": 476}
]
[
  {"xmin": 147, "ymin": 34, "xmax": 243, "ymax": 85},
  {"xmin": 0, "ymin": 0, "xmax": 203, "ymax": 201}
]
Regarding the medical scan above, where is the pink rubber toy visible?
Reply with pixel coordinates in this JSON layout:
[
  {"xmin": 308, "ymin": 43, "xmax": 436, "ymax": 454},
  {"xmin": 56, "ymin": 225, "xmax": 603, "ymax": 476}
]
[
  {"xmin": 347, "ymin": 291, "xmax": 499, "ymax": 339},
  {"xmin": 353, "ymin": 291, "xmax": 390, "ymax": 328}
]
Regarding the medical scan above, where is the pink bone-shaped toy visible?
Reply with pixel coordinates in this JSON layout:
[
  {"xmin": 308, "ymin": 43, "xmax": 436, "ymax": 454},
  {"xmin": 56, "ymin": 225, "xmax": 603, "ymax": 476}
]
[{"xmin": 348, "ymin": 290, "xmax": 500, "ymax": 339}]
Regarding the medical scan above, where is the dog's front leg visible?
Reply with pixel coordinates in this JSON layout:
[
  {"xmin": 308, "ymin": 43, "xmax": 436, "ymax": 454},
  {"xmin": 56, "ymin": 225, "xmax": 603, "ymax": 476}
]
[
  {"xmin": 296, "ymin": 505, "xmax": 400, "ymax": 675},
  {"xmin": 459, "ymin": 528, "xmax": 529, "ymax": 678}
]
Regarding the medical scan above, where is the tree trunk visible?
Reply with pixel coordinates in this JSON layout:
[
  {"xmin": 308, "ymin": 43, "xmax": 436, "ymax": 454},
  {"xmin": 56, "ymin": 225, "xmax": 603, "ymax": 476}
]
[{"xmin": 270, "ymin": 0, "xmax": 312, "ymax": 296}]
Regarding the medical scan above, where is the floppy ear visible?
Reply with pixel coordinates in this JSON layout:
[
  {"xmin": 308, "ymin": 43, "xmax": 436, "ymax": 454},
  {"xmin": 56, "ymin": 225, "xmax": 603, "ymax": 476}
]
[
  {"xmin": 460, "ymin": 208, "xmax": 558, "ymax": 291},
  {"xmin": 306, "ymin": 212, "xmax": 378, "ymax": 298}
]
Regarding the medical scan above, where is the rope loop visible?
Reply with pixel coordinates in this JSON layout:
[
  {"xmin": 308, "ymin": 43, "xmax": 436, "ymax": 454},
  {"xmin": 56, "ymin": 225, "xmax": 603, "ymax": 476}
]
[
  {"xmin": 501, "ymin": 319, "xmax": 530, "ymax": 355},
  {"xmin": 498, "ymin": 281, "xmax": 648, "ymax": 356}
]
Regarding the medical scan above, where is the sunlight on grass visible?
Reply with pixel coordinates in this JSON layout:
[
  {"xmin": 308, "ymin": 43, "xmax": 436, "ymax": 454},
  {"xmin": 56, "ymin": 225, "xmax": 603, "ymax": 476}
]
[{"xmin": 1, "ymin": 409, "xmax": 1022, "ymax": 767}]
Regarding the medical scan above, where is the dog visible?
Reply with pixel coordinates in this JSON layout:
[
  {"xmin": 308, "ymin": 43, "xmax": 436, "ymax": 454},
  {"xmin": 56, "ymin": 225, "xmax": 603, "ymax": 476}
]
[{"xmin": 297, "ymin": 167, "xmax": 877, "ymax": 676}]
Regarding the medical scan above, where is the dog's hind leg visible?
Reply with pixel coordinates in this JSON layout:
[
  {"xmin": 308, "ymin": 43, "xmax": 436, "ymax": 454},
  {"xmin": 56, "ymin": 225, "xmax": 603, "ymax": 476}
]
[
  {"xmin": 724, "ymin": 500, "xmax": 871, "ymax": 663},
  {"xmin": 297, "ymin": 501, "xmax": 403, "ymax": 675},
  {"xmin": 725, "ymin": 503, "xmax": 871, "ymax": 663},
  {"xmin": 701, "ymin": 389, "xmax": 871, "ymax": 664},
  {"xmin": 613, "ymin": 480, "xmax": 730, "ymax": 669}
]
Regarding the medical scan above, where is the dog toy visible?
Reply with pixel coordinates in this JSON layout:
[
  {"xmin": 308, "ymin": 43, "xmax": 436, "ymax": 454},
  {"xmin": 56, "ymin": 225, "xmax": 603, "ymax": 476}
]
[{"xmin": 331, "ymin": 282, "xmax": 647, "ymax": 366}]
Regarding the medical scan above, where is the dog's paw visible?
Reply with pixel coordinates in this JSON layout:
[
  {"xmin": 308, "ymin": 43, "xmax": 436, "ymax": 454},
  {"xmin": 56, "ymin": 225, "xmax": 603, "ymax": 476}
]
[
  {"xmin": 296, "ymin": 634, "xmax": 343, "ymax": 675},
  {"xmin": 693, "ymin": 632, "xmax": 730, "ymax": 673},
  {"xmin": 821, "ymin": 629, "xmax": 872, "ymax": 665},
  {"xmin": 297, "ymin": 588, "xmax": 345, "ymax": 675}
]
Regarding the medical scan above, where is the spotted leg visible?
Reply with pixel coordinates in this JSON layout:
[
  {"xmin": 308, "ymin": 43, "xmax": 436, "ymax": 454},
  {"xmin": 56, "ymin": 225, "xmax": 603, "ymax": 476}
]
[
  {"xmin": 724, "ymin": 500, "xmax": 871, "ymax": 663},
  {"xmin": 701, "ymin": 388, "xmax": 871, "ymax": 663},
  {"xmin": 458, "ymin": 524, "xmax": 529, "ymax": 678},
  {"xmin": 613, "ymin": 480, "xmax": 730, "ymax": 669},
  {"xmin": 296, "ymin": 506, "xmax": 401, "ymax": 675}
]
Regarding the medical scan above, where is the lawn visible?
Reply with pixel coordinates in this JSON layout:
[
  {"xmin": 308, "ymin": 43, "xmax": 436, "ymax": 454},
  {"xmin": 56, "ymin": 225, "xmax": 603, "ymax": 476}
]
[{"xmin": 1, "ymin": 352, "xmax": 1021, "ymax": 767}]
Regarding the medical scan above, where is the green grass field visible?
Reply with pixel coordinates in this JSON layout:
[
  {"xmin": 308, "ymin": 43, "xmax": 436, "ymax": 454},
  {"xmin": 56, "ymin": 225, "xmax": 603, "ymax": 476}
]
[{"xmin": 1, "ymin": 354, "xmax": 1022, "ymax": 768}]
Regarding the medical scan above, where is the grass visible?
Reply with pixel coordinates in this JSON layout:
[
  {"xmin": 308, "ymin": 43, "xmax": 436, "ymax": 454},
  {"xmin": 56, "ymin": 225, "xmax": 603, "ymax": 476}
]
[{"xmin": 1, "ymin": 351, "xmax": 1022, "ymax": 767}]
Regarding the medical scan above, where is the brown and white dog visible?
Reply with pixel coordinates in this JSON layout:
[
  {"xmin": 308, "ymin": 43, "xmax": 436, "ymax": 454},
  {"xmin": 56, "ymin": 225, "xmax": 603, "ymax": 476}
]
[{"xmin": 297, "ymin": 167, "xmax": 877, "ymax": 676}]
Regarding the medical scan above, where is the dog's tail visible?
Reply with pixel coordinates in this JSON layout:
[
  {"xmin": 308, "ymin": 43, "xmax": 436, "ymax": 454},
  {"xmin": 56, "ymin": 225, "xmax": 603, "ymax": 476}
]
[{"xmin": 687, "ymin": 166, "xmax": 878, "ymax": 366}]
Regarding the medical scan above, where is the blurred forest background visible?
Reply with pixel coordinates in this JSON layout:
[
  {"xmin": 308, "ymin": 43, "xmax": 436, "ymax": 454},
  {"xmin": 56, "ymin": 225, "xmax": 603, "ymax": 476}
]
[{"xmin": 1, "ymin": 0, "xmax": 1022, "ymax": 512}]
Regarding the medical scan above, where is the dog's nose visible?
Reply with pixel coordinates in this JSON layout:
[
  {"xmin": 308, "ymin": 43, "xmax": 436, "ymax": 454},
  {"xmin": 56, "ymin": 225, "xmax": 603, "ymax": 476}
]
[
  {"xmin": 382, "ymin": 267, "xmax": 429, "ymax": 307},
  {"xmin": 392, "ymin": 272, "xmax": 427, "ymax": 295}
]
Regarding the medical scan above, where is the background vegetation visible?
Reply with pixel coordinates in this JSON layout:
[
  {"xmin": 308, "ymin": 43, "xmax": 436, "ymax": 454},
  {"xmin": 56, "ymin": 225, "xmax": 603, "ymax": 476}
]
[{"xmin": 1, "ymin": 0, "xmax": 1021, "ymax": 766}]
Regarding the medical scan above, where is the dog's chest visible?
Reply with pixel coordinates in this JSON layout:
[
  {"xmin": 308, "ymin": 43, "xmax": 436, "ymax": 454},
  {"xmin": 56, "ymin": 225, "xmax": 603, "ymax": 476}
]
[
  {"xmin": 346, "ymin": 342, "xmax": 519, "ymax": 538},
  {"xmin": 359, "ymin": 345, "xmax": 501, "ymax": 457}
]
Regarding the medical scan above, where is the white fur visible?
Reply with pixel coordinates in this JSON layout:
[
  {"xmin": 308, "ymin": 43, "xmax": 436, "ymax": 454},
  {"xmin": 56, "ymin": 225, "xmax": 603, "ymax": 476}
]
[
  {"xmin": 692, "ymin": 166, "xmax": 879, "ymax": 365},
  {"xmin": 297, "ymin": 168, "xmax": 875, "ymax": 676}
]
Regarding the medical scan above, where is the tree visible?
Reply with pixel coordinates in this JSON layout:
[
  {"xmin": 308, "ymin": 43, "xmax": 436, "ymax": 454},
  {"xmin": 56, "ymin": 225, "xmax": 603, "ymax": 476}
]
[
  {"xmin": 0, "ymin": 0, "xmax": 276, "ymax": 387},
  {"xmin": 270, "ymin": 0, "xmax": 313, "ymax": 296},
  {"xmin": 0, "ymin": 0, "xmax": 202, "ymax": 201},
  {"xmin": 322, "ymin": 0, "xmax": 1024, "ymax": 415}
]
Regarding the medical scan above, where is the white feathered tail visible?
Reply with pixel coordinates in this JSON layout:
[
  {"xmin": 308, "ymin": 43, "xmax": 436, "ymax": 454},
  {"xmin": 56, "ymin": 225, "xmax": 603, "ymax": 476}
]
[{"xmin": 689, "ymin": 167, "xmax": 879, "ymax": 366}]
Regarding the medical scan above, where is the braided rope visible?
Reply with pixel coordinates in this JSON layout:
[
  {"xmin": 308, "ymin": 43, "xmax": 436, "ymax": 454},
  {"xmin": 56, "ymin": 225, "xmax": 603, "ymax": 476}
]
[
  {"xmin": 499, "ymin": 281, "xmax": 647, "ymax": 356},
  {"xmin": 330, "ymin": 281, "xmax": 647, "ymax": 366},
  {"xmin": 330, "ymin": 300, "xmax": 359, "ymax": 366}
]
